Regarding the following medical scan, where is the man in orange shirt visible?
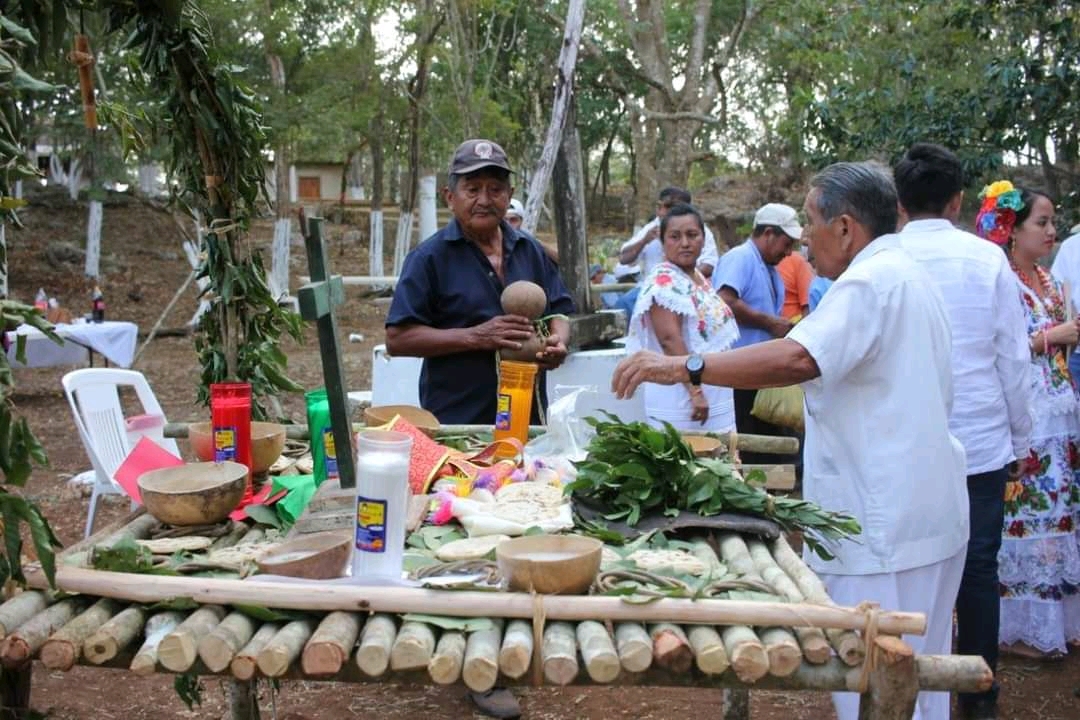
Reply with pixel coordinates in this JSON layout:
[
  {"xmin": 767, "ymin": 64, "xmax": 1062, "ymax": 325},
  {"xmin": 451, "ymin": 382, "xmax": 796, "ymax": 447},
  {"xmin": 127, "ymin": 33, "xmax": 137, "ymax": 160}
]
[{"xmin": 777, "ymin": 250, "xmax": 814, "ymax": 319}]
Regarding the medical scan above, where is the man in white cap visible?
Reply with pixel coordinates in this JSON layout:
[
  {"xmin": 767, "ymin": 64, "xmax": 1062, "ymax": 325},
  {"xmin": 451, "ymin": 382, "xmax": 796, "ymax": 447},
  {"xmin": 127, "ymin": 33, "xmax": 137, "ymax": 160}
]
[
  {"xmin": 712, "ymin": 202, "xmax": 800, "ymax": 463},
  {"xmin": 505, "ymin": 198, "xmax": 525, "ymax": 230},
  {"xmin": 505, "ymin": 197, "xmax": 559, "ymax": 264}
]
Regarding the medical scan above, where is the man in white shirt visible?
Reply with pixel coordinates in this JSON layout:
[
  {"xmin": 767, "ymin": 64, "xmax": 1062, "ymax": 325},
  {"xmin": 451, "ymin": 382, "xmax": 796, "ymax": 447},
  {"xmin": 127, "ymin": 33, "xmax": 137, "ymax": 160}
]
[
  {"xmin": 894, "ymin": 143, "xmax": 1031, "ymax": 720},
  {"xmin": 611, "ymin": 161, "xmax": 969, "ymax": 720},
  {"xmin": 619, "ymin": 186, "xmax": 720, "ymax": 277},
  {"xmin": 1050, "ymin": 222, "xmax": 1080, "ymax": 380}
]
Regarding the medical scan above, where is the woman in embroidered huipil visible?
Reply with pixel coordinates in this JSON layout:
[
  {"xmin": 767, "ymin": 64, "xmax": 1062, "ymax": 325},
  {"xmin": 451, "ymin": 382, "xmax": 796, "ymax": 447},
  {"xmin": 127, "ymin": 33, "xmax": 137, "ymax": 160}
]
[
  {"xmin": 978, "ymin": 181, "xmax": 1080, "ymax": 658},
  {"xmin": 627, "ymin": 203, "xmax": 739, "ymax": 431}
]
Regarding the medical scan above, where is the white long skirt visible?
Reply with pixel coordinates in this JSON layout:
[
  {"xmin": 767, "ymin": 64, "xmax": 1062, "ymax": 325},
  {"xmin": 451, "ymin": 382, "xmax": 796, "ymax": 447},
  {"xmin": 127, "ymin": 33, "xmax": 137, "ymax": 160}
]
[
  {"xmin": 821, "ymin": 548, "xmax": 966, "ymax": 720},
  {"xmin": 642, "ymin": 382, "xmax": 735, "ymax": 432}
]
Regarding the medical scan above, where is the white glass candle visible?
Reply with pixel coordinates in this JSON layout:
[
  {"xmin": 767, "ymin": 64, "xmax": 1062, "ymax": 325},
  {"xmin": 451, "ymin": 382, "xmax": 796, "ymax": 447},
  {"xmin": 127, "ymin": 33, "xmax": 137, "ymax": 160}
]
[{"xmin": 351, "ymin": 430, "xmax": 413, "ymax": 582}]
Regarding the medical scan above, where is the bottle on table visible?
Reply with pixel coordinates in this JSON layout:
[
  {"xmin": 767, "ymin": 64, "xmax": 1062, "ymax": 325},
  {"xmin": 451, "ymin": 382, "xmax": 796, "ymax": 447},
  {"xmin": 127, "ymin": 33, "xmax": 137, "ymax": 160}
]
[
  {"xmin": 34, "ymin": 288, "xmax": 47, "ymax": 312},
  {"xmin": 91, "ymin": 286, "xmax": 105, "ymax": 323}
]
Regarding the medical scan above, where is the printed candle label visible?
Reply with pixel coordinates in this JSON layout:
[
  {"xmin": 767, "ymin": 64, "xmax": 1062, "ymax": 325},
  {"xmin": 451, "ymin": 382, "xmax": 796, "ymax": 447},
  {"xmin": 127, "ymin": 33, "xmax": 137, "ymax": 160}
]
[
  {"xmin": 213, "ymin": 427, "xmax": 237, "ymax": 462},
  {"xmin": 322, "ymin": 427, "xmax": 339, "ymax": 479},
  {"xmin": 355, "ymin": 497, "xmax": 387, "ymax": 553},
  {"xmin": 495, "ymin": 394, "xmax": 512, "ymax": 431}
]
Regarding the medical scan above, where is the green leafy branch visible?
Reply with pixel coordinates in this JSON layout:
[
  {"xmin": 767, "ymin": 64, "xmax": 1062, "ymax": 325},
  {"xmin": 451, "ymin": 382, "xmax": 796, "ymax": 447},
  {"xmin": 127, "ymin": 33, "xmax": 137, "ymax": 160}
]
[{"xmin": 566, "ymin": 413, "xmax": 862, "ymax": 560}]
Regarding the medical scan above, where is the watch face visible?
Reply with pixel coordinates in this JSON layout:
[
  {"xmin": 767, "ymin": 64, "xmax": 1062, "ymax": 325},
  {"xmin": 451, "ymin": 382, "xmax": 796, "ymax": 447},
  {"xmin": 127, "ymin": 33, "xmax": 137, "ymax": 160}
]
[{"xmin": 686, "ymin": 354, "xmax": 705, "ymax": 373}]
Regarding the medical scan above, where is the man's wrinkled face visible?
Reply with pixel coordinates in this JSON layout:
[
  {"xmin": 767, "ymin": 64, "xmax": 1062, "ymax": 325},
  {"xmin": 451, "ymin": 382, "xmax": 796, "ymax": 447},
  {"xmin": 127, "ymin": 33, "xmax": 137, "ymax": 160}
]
[
  {"xmin": 445, "ymin": 169, "xmax": 512, "ymax": 236},
  {"xmin": 802, "ymin": 188, "xmax": 848, "ymax": 280}
]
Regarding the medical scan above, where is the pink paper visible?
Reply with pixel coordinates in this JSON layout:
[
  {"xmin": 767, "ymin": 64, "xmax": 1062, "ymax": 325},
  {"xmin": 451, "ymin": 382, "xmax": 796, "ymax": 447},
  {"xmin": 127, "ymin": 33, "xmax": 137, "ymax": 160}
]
[{"xmin": 113, "ymin": 436, "xmax": 185, "ymax": 504}]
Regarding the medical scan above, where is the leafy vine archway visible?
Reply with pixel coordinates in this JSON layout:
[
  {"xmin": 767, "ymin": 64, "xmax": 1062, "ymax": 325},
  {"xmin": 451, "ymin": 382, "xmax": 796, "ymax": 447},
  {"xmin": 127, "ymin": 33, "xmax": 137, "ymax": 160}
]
[
  {"xmin": 0, "ymin": 0, "xmax": 304, "ymax": 591},
  {"xmin": 99, "ymin": 1, "xmax": 303, "ymax": 418}
]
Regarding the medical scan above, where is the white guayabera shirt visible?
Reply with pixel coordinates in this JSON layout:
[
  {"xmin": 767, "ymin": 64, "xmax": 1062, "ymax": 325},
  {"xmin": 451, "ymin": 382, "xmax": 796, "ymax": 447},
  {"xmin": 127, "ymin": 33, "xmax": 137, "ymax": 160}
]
[
  {"xmin": 620, "ymin": 217, "xmax": 721, "ymax": 278},
  {"xmin": 787, "ymin": 235, "xmax": 970, "ymax": 576},
  {"xmin": 1051, "ymin": 231, "xmax": 1080, "ymax": 311},
  {"xmin": 899, "ymin": 218, "xmax": 1032, "ymax": 474}
]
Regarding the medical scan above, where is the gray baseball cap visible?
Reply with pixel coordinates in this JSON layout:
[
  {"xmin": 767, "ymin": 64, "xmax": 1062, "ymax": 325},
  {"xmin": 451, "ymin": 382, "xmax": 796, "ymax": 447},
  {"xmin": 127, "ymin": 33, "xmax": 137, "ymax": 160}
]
[{"xmin": 449, "ymin": 139, "xmax": 512, "ymax": 176}]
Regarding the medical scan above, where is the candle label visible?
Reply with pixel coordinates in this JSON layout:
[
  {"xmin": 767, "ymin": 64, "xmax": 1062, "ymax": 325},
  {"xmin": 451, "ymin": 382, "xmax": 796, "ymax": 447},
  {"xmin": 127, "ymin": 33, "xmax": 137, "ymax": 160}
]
[
  {"xmin": 355, "ymin": 496, "xmax": 387, "ymax": 553},
  {"xmin": 495, "ymin": 393, "xmax": 512, "ymax": 431},
  {"xmin": 213, "ymin": 427, "xmax": 237, "ymax": 462},
  {"xmin": 322, "ymin": 427, "xmax": 339, "ymax": 479}
]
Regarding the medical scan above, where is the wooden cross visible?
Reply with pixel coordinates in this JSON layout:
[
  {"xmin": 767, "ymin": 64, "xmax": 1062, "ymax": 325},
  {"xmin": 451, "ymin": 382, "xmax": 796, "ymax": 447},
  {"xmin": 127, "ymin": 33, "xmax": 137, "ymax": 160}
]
[{"xmin": 298, "ymin": 212, "xmax": 357, "ymax": 489}]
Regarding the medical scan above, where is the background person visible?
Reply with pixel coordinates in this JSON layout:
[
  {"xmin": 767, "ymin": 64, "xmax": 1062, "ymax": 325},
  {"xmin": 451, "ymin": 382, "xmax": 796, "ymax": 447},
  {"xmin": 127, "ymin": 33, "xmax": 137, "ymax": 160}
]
[
  {"xmin": 977, "ymin": 181, "xmax": 1080, "ymax": 661},
  {"xmin": 626, "ymin": 203, "xmax": 739, "ymax": 431},
  {"xmin": 777, "ymin": 249, "xmax": 814, "ymax": 319},
  {"xmin": 615, "ymin": 186, "xmax": 720, "ymax": 318},
  {"xmin": 895, "ymin": 143, "xmax": 1032, "ymax": 720},
  {"xmin": 1050, "ymin": 221, "xmax": 1080, "ymax": 380},
  {"xmin": 712, "ymin": 203, "xmax": 799, "ymax": 466}
]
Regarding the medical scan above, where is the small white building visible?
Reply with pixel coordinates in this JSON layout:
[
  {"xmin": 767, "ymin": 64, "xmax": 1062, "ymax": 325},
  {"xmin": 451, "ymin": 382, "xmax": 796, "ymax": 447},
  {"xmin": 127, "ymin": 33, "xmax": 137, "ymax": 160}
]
[{"xmin": 266, "ymin": 161, "xmax": 345, "ymax": 203}]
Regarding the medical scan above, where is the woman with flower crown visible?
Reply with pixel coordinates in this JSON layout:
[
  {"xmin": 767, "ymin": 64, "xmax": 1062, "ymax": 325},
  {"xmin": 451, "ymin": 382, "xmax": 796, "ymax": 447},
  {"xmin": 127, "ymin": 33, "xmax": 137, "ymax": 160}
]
[{"xmin": 976, "ymin": 180, "xmax": 1080, "ymax": 659}]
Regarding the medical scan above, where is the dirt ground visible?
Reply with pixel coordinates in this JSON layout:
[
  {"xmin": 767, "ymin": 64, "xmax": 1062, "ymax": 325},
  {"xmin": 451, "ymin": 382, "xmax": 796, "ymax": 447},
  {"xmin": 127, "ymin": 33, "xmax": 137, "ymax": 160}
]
[{"xmin": 4, "ymin": 188, "xmax": 1079, "ymax": 719}]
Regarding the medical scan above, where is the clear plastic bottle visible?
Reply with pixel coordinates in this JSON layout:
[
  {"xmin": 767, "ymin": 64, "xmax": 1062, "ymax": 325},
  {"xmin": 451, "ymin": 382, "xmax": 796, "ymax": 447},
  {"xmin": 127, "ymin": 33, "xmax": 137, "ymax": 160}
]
[
  {"xmin": 351, "ymin": 430, "xmax": 413, "ymax": 582},
  {"xmin": 33, "ymin": 288, "xmax": 47, "ymax": 312}
]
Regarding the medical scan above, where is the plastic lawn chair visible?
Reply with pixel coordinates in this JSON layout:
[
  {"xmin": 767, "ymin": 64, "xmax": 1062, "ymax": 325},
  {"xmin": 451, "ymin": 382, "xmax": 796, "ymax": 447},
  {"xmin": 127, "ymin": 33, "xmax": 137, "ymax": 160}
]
[{"xmin": 61, "ymin": 368, "xmax": 180, "ymax": 538}]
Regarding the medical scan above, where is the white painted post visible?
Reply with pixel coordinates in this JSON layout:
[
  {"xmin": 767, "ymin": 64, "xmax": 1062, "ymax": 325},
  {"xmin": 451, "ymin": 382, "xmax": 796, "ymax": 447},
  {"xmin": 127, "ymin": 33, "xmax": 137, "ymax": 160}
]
[
  {"xmin": 67, "ymin": 159, "xmax": 82, "ymax": 201},
  {"xmin": 48, "ymin": 155, "xmax": 65, "ymax": 185},
  {"xmin": 187, "ymin": 211, "xmax": 212, "ymax": 327},
  {"xmin": 0, "ymin": 223, "xmax": 7, "ymax": 298},
  {"xmin": 13, "ymin": 181, "xmax": 22, "ymax": 199},
  {"xmin": 137, "ymin": 163, "xmax": 156, "ymax": 195},
  {"xmin": 85, "ymin": 200, "xmax": 102, "ymax": 278},
  {"xmin": 370, "ymin": 210, "xmax": 384, "ymax": 277},
  {"xmin": 418, "ymin": 175, "xmax": 437, "ymax": 242},
  {"xmin": 393, "ymin": 211, "xmax": 414, "ymax": 276},
  {"xmin": 269, "ymin": 217, "xmax": 291, "ymax": 301},
  {"xmin": 288, "ymin": 164, "xmax": 298, "ymax": 204}
]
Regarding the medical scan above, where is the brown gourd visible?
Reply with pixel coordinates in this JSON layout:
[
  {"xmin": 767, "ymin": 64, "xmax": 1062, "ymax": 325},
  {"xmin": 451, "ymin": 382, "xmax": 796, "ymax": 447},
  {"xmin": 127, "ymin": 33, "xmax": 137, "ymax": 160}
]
[{"xmin": 499, "ymin": 281, "xmax": 549, "ymax": 362}]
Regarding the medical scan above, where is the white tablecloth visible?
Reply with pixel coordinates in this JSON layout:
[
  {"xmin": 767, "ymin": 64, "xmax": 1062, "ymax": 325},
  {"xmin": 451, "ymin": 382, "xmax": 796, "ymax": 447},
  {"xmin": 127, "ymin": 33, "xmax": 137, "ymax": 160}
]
[{"xmin": 6, "ymin": 321, "xmax": 139, "ymax": 369}]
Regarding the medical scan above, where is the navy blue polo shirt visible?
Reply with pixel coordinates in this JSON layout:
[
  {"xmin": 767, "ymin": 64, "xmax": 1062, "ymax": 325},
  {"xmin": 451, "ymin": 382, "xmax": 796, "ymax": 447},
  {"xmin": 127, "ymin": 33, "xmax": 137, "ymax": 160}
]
[{"xmin": 385, "ymin": 218, "xmax": 575, "ymax": 424}]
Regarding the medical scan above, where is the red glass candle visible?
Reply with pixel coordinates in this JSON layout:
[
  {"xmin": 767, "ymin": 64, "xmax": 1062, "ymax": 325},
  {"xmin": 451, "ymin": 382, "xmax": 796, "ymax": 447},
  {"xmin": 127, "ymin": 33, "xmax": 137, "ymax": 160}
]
[{"xmin": 210, "ymin": 382, "xmax": 253, "ymax": 502}]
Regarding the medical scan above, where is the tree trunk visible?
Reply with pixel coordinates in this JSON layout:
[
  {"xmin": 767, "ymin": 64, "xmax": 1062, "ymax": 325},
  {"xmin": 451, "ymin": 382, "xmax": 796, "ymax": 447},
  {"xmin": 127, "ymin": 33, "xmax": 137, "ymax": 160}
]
[
  {"xmin": 552, "ymin": 103, "xmax": 591, "ymax": 313},
  {"xmin": 521, "ymin": 0, "xmax": 586, "ymax": 236},
  {"xmin": 630, "ymin": 101, "xmax": 659, "ymax": 224},
  {"xmin": 266, "ymin": 43, "xmax": 291, "ymax": 302},
  {"xmin": 395, "ymin": 4, "xmax": 444, "ymax": 275}
]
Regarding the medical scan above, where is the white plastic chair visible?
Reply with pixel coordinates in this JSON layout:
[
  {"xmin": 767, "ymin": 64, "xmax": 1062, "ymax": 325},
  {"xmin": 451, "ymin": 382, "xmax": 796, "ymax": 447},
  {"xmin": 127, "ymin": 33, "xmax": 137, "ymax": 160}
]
[{"xmin": 61, "ymin": 368, "xmax": 180, "ymax": 538}]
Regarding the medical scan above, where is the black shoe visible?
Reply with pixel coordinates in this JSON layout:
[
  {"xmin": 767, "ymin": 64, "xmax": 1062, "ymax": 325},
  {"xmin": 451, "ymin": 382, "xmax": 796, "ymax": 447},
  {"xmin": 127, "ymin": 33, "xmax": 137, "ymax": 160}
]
[{"xmin": 468, "ymin": 688, "xmax": 521, "ymax": 719}]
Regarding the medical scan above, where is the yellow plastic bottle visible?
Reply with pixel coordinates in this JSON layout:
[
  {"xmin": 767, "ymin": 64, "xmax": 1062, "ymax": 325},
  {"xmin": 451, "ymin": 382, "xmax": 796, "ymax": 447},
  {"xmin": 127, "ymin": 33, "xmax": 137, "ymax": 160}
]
[{"xmin": 493, "ymin": 360, "xmax": 538, "ymax": 446}]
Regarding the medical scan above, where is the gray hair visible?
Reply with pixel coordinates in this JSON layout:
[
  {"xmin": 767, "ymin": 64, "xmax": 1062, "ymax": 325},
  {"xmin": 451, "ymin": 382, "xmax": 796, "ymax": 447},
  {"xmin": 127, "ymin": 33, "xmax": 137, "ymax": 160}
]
[{"xmin": 810, "ymin": 161, "xmax": 898, "ymax": 240}]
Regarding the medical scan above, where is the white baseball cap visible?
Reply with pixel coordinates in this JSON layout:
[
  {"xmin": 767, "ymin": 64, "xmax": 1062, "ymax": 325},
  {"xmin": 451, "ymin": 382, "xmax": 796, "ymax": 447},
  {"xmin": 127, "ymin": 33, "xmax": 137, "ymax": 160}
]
[
  {"xmin": 506, "ymin": 198, "xmax": 524, "ymax": 218},
  {"xmin": 754, "ymin": 203, "xmax": 803, "ymax": 240}
]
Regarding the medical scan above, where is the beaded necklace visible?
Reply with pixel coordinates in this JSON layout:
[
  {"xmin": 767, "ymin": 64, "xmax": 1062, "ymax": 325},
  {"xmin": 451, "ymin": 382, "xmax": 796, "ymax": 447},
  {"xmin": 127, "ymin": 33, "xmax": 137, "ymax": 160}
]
[{"xmin": 1013, "ymin": 262, "xmax": 1066, "ymax": 323}]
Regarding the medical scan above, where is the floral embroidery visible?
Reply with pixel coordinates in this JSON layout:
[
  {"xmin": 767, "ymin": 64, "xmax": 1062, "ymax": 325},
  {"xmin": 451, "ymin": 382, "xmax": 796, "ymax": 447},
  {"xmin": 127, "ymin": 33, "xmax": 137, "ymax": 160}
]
[{"xmin": 629, "ymin": 262, "xmax": 738, "ymax": 355}]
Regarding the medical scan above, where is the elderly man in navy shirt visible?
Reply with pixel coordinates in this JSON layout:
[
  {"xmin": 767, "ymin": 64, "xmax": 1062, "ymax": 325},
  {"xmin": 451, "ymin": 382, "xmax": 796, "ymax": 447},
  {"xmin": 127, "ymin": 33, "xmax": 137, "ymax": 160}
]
[{"xmin": 385, "ymin": 139, "xmax": 575, "ymax": 426}]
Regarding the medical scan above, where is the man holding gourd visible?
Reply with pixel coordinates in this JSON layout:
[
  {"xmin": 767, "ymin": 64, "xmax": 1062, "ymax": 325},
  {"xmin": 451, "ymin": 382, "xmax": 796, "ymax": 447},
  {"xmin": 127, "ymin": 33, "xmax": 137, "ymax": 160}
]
[
  {"xmin": 613, "ymin": 161, "xmax": 969, "ymax": 720},
  {"xmin": 386, "ymin": 139, "xmax": 574, "ymax": 428}
]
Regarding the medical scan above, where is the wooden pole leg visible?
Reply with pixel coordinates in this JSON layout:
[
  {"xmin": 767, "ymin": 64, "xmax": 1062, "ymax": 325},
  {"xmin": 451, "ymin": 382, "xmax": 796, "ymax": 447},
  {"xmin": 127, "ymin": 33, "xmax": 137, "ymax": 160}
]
[
  {"xmin": 722, "ymin": 688, "xmax": 750, "ymax": 719},
  {"xmin": 857, "ymin": 636, "xmax": 918, "ymax": 720},
  {"xmin": 229, "ymin": 678, "xmax": 261, "ymax": 720},
  {"xmin": 0, "ymin": 665, "xmax": 31, "ymax": 720}
]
